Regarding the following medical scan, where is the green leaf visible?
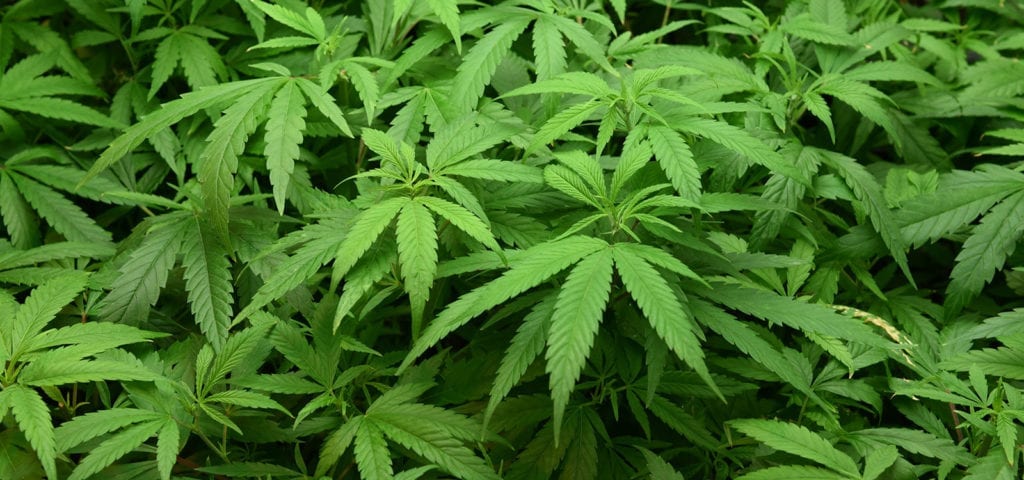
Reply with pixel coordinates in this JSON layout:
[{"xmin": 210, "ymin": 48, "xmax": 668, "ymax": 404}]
[
  {"xmin": 527, "ymin": 99, "xmax": 604, "ymax": 154},
  {"xmin": 700, "ymin": 283, "xmax": 891, "ymax": 348},
  {"xmin": 546, "ymin": 248, "xmax": 614, "ymax": 440},
  {"xmin": 199, "ymin": 462, "xmax": 302, "ymax": 477},
  {"xmin": 204, "ymin": 389, "xmax": 290, "ymax": 415},
  {"xmin": 354, "ymin": 419, "xmax": 393, "ymax": 480},
  {"xmin": 862, "ymin": 445, "xmax": 900, "ymax": 480},
  {"xmin": 532, "ymin": 16, "xmax": 567, "ymax": 81},
  {"xmin": 418, "ymin": 195, "xmax": 500, "ymax": 251},
  {"xmin": 199, "ymin": 79, "xmax": 282, "ymax": 241},
  {"xmin": 402, "ymin": 236, "xmax": 608, "ymax": 371},
  {"xmin": 4, "ymin": 385, "xmax": 57, "ymax": 479},
  {"xmin": 671, "ymin": 118, "xmax": 805, "ymax": 184},
  {"xmin": 317, "ymin": 416, "xmax": 363, "ymax": 476},
  {"xmin": 503, "ymin": 72, "xmax": 615, "ymax": 98},
  {"xmin": 782, "ymin": 15, "xmax": 855, "ymax": 46},
  {"xmin": 99, "ymin": 217, "xmax": 187, "ymax": 325},
  {"xmin": 946, "ymin": 190, "xmax": 1024, "ymax": 315},
  {"xmin": 397, "ymin": 200, "xmax": 439, "ymax": 337},
  {"xmin": 451, "ymin": 18, "xmax": 531, "ymax": 112},
  {"xmin": 67, "ymin": 420, "xmax": 163, "ymax": 480},
  {"xmin": 440, "ymin": 160, "xmax": 543, "ymax": 183},
  {"xmin": 9, "ymin": 172, "xmax": 111, "ymax": 245},
  {"xmin": 370, "ymin": 405, "xmax": 500, "ymax": 480},
  {"xmin": 897, "ymin": 167, "xmax": 1024, "ymax": 247},
  {"xmin": 647, "ymin": 125, "xmax": 701, "ymax": 201},
  {"xmin": 614, "ymin": 246, "xmax": 716, "ymax": 398},
  {"xmin": 295, "ymin": 78, "xmax": 352, "ymax": 136},
  {"xmin": 181, "ymin": 216, "xmax": 234, "ymax": 350},
  {"xmin": 0, "ymin": 171, "xmax": 38, "ymax": 248},
  {"xmin": 250, "ymin": 0, "xmax": 320, "ymax": 39},
  {"xmin": 639, "ymin": 447, "xmax": 685, "ymax": 480},
  {"xmin": 485, "ymin": 294, "xmax": 555, "ymax": 427},
  {"xmin": 343, "ymin": 61, "xmax": 380, "ymax": 122},
  {"xmin": 248, "ymin": 35, "xmax": 320, "ymax": 50},
  {"xmin": 941, "ymin": 348, "xmax": 1024, "ymax": 379},
  {"xmin": 156, "ymin": 419, "xmax": 180, "ymax": 480},
  {"xmin": 264, "ymin": 80, "xmax": 307, "ymax": 214},
  {"xmin": 425, "ymin": 0, "xmax": 461, "ymax": 52},
  {"xmin": 0, "ymin": 97, "xmax": 122, "ymax": 129},
  {"xmin": 691, "ymin": 299, "xmax": 830, "ymax": 412},
  {"xmin": 813, "ymin": 148, "xmax": 913, "ymax": 285},
  {"xmin": 9, "ymin": 271, "xmax": 88, "ymax": 355},
  {"xmin": 54, "ymin": 408, "xmax": 163, "ymax": 453},
  {"xmin": 18, "ymin": 358, "xmax": 160, "ymax": 386},
  {"xmin": 731, "ymin": 419, "xmax": 860, "ymax": 477},
  {"xmin": 817, "ymin": 77, "xmax": 898, "ymax": 146},
  {"xmin": 85, "ymin": 78, "xmax": 280, "ymax": 184},
  {"xmin": 426, "ymin": 116, "xmax": 514, "ymax": 171},
  {"xmin": 331, "ymin": 196, "xmax": 408, "ymax": 285},
  {"xmin": 736, "ymin": 465, "xmax": 853, "ymax": 480},
  {"xmin": 843, "ymin": 61, "xmax": 940, "ymax": 86},
  {"xmin": 237, "ymin": 215, "xmax": 353, "ymax": 321}
]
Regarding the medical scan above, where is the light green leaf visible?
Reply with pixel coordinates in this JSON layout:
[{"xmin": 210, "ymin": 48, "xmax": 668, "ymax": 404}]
[
  {"xmin": 451, "ymin": 18, "xmax": 531, "ymax": 112},
  {"xmin": 248, "ymin": 35, "xmax": 320, "ymax": 50},
  {"xmin": 862, "ymin": 445, "xmax": 900, "ymax": 480},
  {"xmin": 295, "ymin": 78, "xmax": 353, "ymax": 136},
  {"xmin": 941, "ymin": 348, "xmax": 1024, "ymax": 379},
  {"xmin": 331, "ymin": 196, "xmax": 408, "ymax": 285},
  {"xmin": 370, "ymin": 405, "xmax": 500, "ymax": 480},
  {"xmin": 546, "ymin": 248, "xmax": 614, "ymax": 440},
  {"xmin": 397, "ymin": 200, "xmax": 439, "ymax": 337},
  {"xmin": 9, "ymin": 172, "xmax": 111, "ymax": 245},
  {"xmin": 532, "ymin": 16, "xmax": 567, "ymax": 81},
  {"xmin": 181, "ymin": 216, "xmax": 234, "ymax": 350},
  {"xmin": 646, "ymin": 125, "xmax": 701, "ymax": 201},
  {"xmin": 67, "ymin": 420, "xmax": 163, "ymax": 480},
  {"xmin": 156, "ymin": 418, "xmax": 180, "ymax": 480},
  {"xmin": 0, "ymin": 172, "xmax": 38, "ymax": 248},
  {"xmin": 0, "ymin": 97, "xmax": 122, "ymax": 129},
  {"xmin": 5, "ymin": 385, "xmax": 57, "ymax": 479},
  {"xmin": 402, "ymin": 236, "xmax": 608, "ymax": 371},
  {"xmin": 250, "ymin": 0, "xmax": 319, "ymax": 39},
  {"xmin": 897, "ymin": 167, "xmax": 1024, "ymax": 247},
  {"xmin": 700, "ymin": 283, "xmax": 890, "ymax": 348},
  {"xmin": 344, "ymin": 61, "xmax": 380, "ymax": 122},
  {"xmin": 731, "ymin": 419, "xmax": 860, "ymax": 477},
  {"xmin": 946, "ymin": 190, "xmax": 1024, "ymax": 315},
  {"xmin": 736, "ymin": 465, "xmax": 852, "ymax": 480},
  {"xmin": 316, "ymin": 416, "xmax": 363, "ymax": 476},
  {"xmin": 485, "ymin": 294, "xmax": 555, "ymax": 427},
  {"xmin": 204, "ymin": 389, "xmax": 290, "ymax": 415},
  {"xmin": 354, "ymin": 419, "xmax": 393, "ymax": 480},
  {"xmin": 264, "ymin": 80, "xmax": 307, "ymax": 214},
  {"xmin": 99, "ymin": 217, "xmax": 187, "ymax": 325},
  {"xmin": 425, "ymin": 0, "xmax": 461, "ymax": 52},
  {"xmin": 440, "ymin": 159, "xmax": 543, "ymax": 183},
  {"xmin": 199, "ymin": 79, "xmax": 282, "ymax": 240},
  {"xmin": 614, "ymin": 247, "xmax": 715, "ymax": 398},
  {"xmin": 527, "ymin": 99, "xmax": 604, "ymax": 153},
  {"xmin": 85, "ymin": 78, "xmax": 281, "ymax": 184},
  {"xmin": 813, "ymin": 147, "xmax": 912, "ymax": 285},
  {"xmin": 418, "ymin": 195, "xmax": 500, "ymax": 251},
  {"xmin": 54, "ymin": 408, "xmax": 163, "ymax": 453},
  {"xmin": 9, "ymin": 271, "xmax": 88, "ymax": 355},
  {"xmin": 18, "ymin": 358, "xmax": 160, "ymax": 386}
]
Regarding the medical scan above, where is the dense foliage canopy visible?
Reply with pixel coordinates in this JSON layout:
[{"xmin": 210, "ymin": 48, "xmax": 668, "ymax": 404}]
[{"xmin": 3, "ymin": 0, "xmax": 1024, "ymax": 479}]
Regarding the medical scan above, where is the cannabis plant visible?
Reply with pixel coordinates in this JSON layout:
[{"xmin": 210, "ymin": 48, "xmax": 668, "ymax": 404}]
[{"xmin": 3, "ymin": 0, "xmax": 1024, "ymax": 479}]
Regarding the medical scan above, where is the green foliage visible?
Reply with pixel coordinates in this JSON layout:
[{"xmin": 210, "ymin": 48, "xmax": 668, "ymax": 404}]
[{"xmin": 4, "ymin": 0, "xmax": 1024, "ymax": 478}]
